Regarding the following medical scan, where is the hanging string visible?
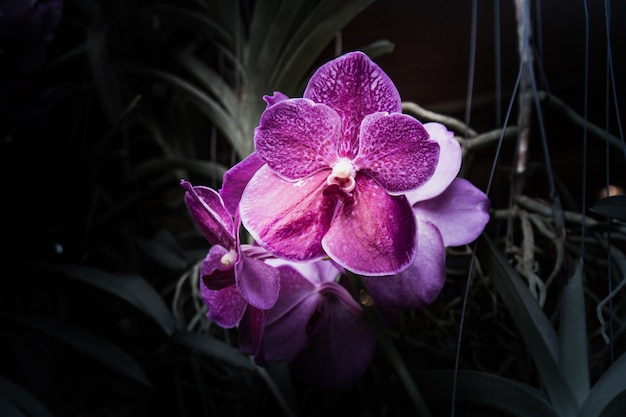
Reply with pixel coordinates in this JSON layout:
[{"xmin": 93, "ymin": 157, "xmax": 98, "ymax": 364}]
[{"xmin": 603, "ymin": 0, "xmax": 615, "ymax": 363}]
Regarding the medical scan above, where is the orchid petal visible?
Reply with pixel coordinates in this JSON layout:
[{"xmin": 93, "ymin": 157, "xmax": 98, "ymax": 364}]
[
  {"xmin": 182, "ymin": 180, "xmax": 234, "ymax": 248},
  {"xmin": 219, "ymin": 152, "xmax": 264, "ymax": 217},
  {"xmin": 363, "ymin": 220, "xmax": 446, "ymax": 310},
  {"xmin": 406, "ymin": 122, "xmax": 463, "ymax": 203},
  {"xmin": 291, "ymin": 290, "xmax": 376, "ymax": 389},
  {"xmin": 263, "ymin": 91, "xmax": 289, "ymax": 108},
  {"xmin": 413, "ymin": 178, "xmax": 490, "ymax": 246},
  {"xmin": 200, "ymin": 282, "xmax": 247, "ymax": 328},
  {"xmin": 200, "ymin": 245, "xmax": 235, "ymax": 290},
  {"xmin": 238, "ymin": 306, "xmax": 266, "ymax": 362},
  {"xmin": 254, "ymin": 98, "xmax": 341, "ymax": 180},
  {"xmin": 304, "ymin": 51, "xmax": 402, "ymax": 159},
  {"xmin": 322, "ymin": 175, "xmax": 417, "ymax": 275},
  {"xmin": 235, "ymin": 252, "xmax": 280, "ymax": 310},
  {"xmin": 353, "ymin": 112, "xmax": 440, "ymax": 193},
  {"xmin": 240, "ymin": 166, "xmax": 337, "ymax": 262},
  {"xmin": 261, "ymin": 265, "xmax": 322, "ymax": 362}
]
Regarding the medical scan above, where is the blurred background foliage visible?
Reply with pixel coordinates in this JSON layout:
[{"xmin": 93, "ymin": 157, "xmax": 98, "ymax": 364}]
[{"xmin": 1, "ymin": 0, "xmax": 626, "ymax": 416}]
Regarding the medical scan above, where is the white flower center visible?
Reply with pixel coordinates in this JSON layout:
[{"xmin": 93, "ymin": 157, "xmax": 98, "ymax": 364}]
[
  {"xmin": 326, "ymin": 158, "xmax": 356, "ymax": 192},
  {"xmin": 220, "ymin": 250, "xmax": 238, "ymax": 267}
]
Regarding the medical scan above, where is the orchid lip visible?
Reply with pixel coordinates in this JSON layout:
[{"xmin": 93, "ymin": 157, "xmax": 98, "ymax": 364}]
[
  {"xmin": 326, "ymin": 158, "xmax": 356, "ymax": 192},
  {"xmin": 220, "ymin": 250, "xmax": 238, "ymax": 267}
]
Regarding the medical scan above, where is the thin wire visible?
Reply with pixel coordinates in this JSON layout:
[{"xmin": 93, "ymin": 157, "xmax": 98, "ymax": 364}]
[
  {"xmin": 603, "ymin": 0, "xmax": 615, "ymax": 363},
  {"xmin": 494, "ymin": 0, "xmax": 502, "ymax": 127},
  {"xmin": 450, "ymin": 1, "xmax": 478, "ymax": 413},
  {"xmin": 463, "ymin": 0, "xmax": 478, "ymax": 138},
  {"xmin": 580, "ymin": 0, "xmax": 590, "ymax": 259}
]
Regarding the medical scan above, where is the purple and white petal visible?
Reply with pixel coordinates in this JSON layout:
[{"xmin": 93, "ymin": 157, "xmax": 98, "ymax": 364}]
[
  {"xmin": 322, "ymin": 175, "xmax": 417, "ymax": 275},
  {"xmin": 413, "ymin": 178, "xmax": 490, "ymax": 247},
  {"xmin": 219, "ymin": 152, "xmax": 264, "ymax": 217},
  {"xmin": 255, "ymin": 98, "xmax": 341, "ymax": 180},
  {"xmin": 240, "ymin": 166, "xmax": 338, "ymax": 262},
  {"xmin": 363, "ymin": 220, "xmax": 446, "ymax": 310},
  {"xmin": 182, "ymin": 180, "xmax": 235, "ymax": 248},
  {"xmin": 406, "ymin": 122, "xmax": 462, "ymax": 203},
  {"xmin": 200, "ymin": 283, "xmax": 247, "ymax": 328},
  {"xmin": 234, "ymin": 253, "xmax": 280, "ymax": 310},
  {"xmin": 304, "ymin": 51, "xmax": 402, "ymax": 159},
  {"xmin": 353, "ymin": 112, "xmax": 440, "ymax": 194}
]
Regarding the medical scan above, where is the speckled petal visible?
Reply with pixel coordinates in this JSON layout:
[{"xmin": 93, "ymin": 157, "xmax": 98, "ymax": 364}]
[
  {"xmin": 240, "ymin": 166, "xmax": 337, "ymax": 262},
  {"xmin": 406, "ymin": 122, "xmax": 462, "ymax": 203},
  {"xmin": 254, "ymin": 98, "xmax": 341, "ymax": 180},
  {"xmin": 304, "ymin": 51, "xmax": 402, "ymax": 159},
  {"xmin": 200, "ymin": 282, "xmax": 247, "ymax": 328},
  {"xmin": 353, "ymin": 112, "xmax": 440, "ymax": 194},
  {"xmin": 413, "ymin": 178, "xmax": 490, "ymax": 247},
  {"xmin": 219, "ymin": 152, "xmax": 264, "ymax": 217},
  {"xmin": 322, "ymin": 175, "xmax": 417, "ymax": 275},
  {"xmin": 182, "ymin": 180, "xmax": 235, "ymax": 248},
  {"xmin": 363, "ymin": 220, "xmax": 446, "ymax": 310}
]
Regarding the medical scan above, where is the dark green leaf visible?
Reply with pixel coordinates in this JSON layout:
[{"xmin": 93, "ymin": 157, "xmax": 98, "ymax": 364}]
[
  {"xmin": 39, "ymin": 264, "xmax": 175, "ymax": 336},
  {"xmin": 0, "ymin": 376, "xmax": 56, "ymax": 417},
  {"xmin": 479, "ymin": 235, "xmax": 578, "ymax": 416},
  {"xmin": 171, "ymin": 330, "xmax": 256, "ymax": 372},
  {"xmin": 417, "ymin": 370, "xmax": 561, "ymax": 417},
  {"xmin": 7, "ymin": 314, "xmax": 151, "ymax": 387},
  {"xmin": 559, "ymin": 258, "xmax": 590, "ymax": 406},
  {"xmin": 590, "ymin": 195, "xmax": 626, "ymax": 222},
  {"xmin": 578, "ymin": 353, "xmax": 626, "ymax": 417}
]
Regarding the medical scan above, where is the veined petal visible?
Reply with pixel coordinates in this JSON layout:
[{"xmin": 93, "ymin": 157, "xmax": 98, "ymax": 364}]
[
  {"xmin": 200, "ymin": 245, "xmax": 235, "ymax": 290},
  {"xmin": 219, "ymin": 152, "xmax": 264, "ymax": 217},
  {"xmin": 239, "ymin": 165, "xmax": 336, "ymax": 261},
  {"xmin": 413, "ymin": 178, "xmax": 490, "ymax": 247},
  {"xmin": 254, "ymin": 98, "xmax": 341, "ymax": 180},
  {"xmin": 322, "ymin": 175, "xmax": 417, "ymax": 275},
  {"xmin": 182, "ymin": 180, "xmax": 235, "ymax": 248},
  {"xmin": 363, "ymin": 220, "xmax": 446, "ymax": 310},
  {"xmin": 353, "ymin": 112, "xmax": 440, "ymax": 194},
  {"xmin": 240, "ymin": 166, "xmax": 337, "ymax": 262},
  {"xmin": 406, "ymin": 122, "xmax": 462, "ymax": 203},
  {"xmin": 200, "ymin": 282, "xmax": 247, "ymax": 328},
  {"xmin": 235, "ymin": 252, "xmax": 280, "ymax": 310},
  {"xmin": 304, "ymin": 51, "xmax": 402, "ymax": 159},
  {"xmin": 291, "ymin": 291, "xmax": 376, "ymax": 389}
]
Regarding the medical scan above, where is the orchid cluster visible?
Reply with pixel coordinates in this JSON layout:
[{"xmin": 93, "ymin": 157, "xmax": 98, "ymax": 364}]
[{"xmin": 182, "ymin": 51, "xmax": 490, "ymax": 388}]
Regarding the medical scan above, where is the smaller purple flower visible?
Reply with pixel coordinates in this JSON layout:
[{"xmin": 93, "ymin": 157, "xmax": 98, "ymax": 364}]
[
  {"xmin": 248, "ymin": 259, "xmax": 377, "ymax": 389},
  {"xmin": 363, "ymin": 123, "xmax": 490, "ymax": 310},
  {"xmin": 181, "ymin": 180, "xmax": 280, "ymax": 354}
]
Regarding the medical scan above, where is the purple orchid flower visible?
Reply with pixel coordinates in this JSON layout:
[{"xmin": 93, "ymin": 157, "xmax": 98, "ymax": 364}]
[
  {"xmin": 246, "ymin": 259, "xmax": 377, "ymax": 389},
  {"xmin": 181, "ymin": 180, "xmax": 281, "ymax": 354},
  {"xmin": 363, "ymin": 123, "xmax": 490, "ymax": 310},
  {"xmin": 238, "ymin": 51, "xmax": 442, "ymax": 276}
]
